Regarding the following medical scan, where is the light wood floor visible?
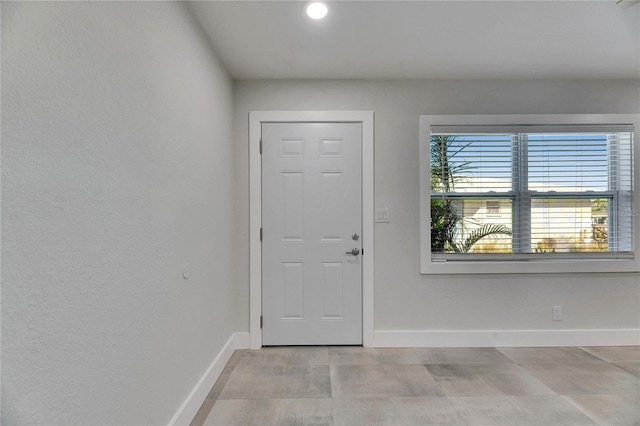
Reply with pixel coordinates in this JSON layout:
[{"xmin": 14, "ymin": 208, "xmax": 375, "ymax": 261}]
[{"xmin": 191, "ymin": 346, "xmax": 640, "ymax": 425}]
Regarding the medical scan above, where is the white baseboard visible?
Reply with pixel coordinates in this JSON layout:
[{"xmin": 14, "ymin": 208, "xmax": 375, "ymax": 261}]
[
  {"xmin": 374, "ymin": 329, "xmax": 640, "ymax": 348},
  {"xmin": 234, "ymin": 331, "xmax": 251, "ymax": 350},
  {"xmin": 168, "ymin": 332, "xmax": 250, "ymax": 426}
]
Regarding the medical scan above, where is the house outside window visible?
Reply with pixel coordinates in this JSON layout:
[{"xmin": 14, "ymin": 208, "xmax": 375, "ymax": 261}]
[
  {"xmin": 486, "ymin": 200, "xmax": 501, "ymax": 215},
  {"xmin": 419, "ymin": 114, "xmax": 639, "ymax": 274}
]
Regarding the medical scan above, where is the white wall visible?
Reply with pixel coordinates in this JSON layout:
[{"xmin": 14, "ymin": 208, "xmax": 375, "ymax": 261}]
[
  {"xmin": 2, "ymin": 2, "xmax": 237, "ymax": 424},
  {"xmin": 234, "ymin": 80, "xmax": 640, "ymax": 339}
]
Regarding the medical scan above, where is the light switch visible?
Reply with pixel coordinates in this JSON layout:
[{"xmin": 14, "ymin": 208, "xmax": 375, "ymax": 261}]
[{"xmin": 375, "ymin": 208, "xmax": 390, "ymax": 223}]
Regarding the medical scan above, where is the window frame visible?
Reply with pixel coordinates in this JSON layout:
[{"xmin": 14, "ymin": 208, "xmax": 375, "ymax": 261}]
[{"xmin": 419, "ymin": 114, "xmax": 640, "ymax": 274}]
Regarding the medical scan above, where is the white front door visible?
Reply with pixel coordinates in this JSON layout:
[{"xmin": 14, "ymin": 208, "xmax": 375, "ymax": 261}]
[{"xmin": 261, "ymin": 122, "xmax": 363, "ymax": 346}]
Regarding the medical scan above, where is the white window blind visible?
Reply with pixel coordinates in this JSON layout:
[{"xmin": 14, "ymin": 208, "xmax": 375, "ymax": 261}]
[{"xmin": 429, "ymin": 124, "xmax": 634, "ymax": 261}]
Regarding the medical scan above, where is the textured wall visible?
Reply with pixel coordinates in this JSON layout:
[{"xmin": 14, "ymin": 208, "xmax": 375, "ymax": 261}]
[
  {"xmin": 2, "ymin": 2, "xmax": 236, "ymax": 424},
  {"xmin": 233, "ymin": 79, "xmax": 640, "ymax": 333}
]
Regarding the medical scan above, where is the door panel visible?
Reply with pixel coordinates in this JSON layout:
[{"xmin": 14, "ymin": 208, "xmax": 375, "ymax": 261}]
[
  {"xmin": 281, "ymin": 262, "xmax": 304, "ymax": 319},
  {"xmin": 280, "ymin": 172, "xmax": 304, "ymax": 241},
  {"xmin": 321, "ymin": 261, "xmax": 344, "ymax": 319},
  {"xmin": 320, "ymin": 171, "xmax": 344, "ymax": 241},
  {"xmin": 262, "ymin": 122, "xmax": 362, "ymax": 345}
]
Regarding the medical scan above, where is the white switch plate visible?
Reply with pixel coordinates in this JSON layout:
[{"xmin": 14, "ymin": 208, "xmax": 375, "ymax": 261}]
[{"xmin": 375, "ymin": 208, "xmax": 390, "ymax": 223}]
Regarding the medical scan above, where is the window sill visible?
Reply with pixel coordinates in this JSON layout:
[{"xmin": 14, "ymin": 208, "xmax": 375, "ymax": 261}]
[{"xmin": 421, "ymin": 256, "xmax": 640, "ymax": 275}]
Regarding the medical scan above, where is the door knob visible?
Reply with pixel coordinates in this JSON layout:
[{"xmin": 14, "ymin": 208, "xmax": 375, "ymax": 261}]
[{"xmin": 346, "ymin": 248, "xmax": 360, "ymax": 256}]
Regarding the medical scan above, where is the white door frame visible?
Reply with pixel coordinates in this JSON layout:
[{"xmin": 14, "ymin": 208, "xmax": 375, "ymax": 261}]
[{"xmin": 249, "ymin": 111, "xmax": 374, "ymax": 349}]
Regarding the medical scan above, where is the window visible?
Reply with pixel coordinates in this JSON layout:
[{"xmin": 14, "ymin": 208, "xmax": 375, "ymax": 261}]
[
  {"xmin": 486, "ymin": 200, "xmax": 501, "ymax": 215},
  {"xmin": 420, "ymin": 115, "xmax": 639, "ymax": 274}
]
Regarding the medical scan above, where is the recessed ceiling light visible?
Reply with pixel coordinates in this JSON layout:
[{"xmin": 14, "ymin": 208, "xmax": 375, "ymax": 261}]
[{"xmin": 306, "ymin": 2, "xmax": 328, "ymax": 20}]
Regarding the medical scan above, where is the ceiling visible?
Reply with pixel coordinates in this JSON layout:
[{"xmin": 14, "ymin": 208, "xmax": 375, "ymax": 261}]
[{"xmin": 188, "ymin": 1, "xmax": 640, "ymax": 80}]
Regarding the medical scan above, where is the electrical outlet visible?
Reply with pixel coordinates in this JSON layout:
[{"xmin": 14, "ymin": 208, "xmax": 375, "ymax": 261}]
[{"xmin": 552, "ymin": 305, "xmax": 563, "ymax": 321}]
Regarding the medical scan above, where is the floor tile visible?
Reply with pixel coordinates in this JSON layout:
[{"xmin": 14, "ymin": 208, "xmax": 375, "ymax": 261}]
[
  {"xmin": 332, "ymin": 397, "xmax": 462, "ymax": 426},
  {"xmin": 565, "ymin": 394, "xmax": 640, "ymax": 425},
  {"xmin": 203, "ymin": 399, "xmax": 333, "ymax": 426},
  {"xmin": 219, "ymin": 365, "xmax": 331, "ymax": 399},
  {"xmin": 233, "ymin": 346, "xmax": 329, "ymax": 367},
  {"xmin": 330, "ymin": 364, "xmax": 444, "ymax": 398},
  {"xmin": 329, "ymin": 347, "xmax": 420, "ymax": 365},
  {"xmin": 449, "ymin": 396, "xmax": 597, "ymax": 425},
  {"xmin": 519, "ymin": 362, "xmax": 640, "ymax": 395},
  {"xmin": 190, "ymin": 399, "xmax": 215, "ymax": 426},
  {"xmin": 425, "ymin": 363, "xmax": 555, "ymax": 397},
  {"xmin": 497, "ymin": 347, "xmax": 604, "ymax": 364},
  {"xmin": 225, "ymin": 349, "xmax": 243, "ymax": 367},
  {"xmin": 614, "ymin": 362, "xmax": 640, "ymax": 379},
  {"xmin": 192, "ymin": 346, "xmax": 640, "ymax": 424},
  {"xmin": 413, "ymin": 347, "xmax": 514, "ymax": 364},
  {"xmin": 205, "ymin": 364, "xmax": 234, "ymax": 401},
  {"xmin": 580, "ymin": 346, "xmax": 640, "ymax": 363}
]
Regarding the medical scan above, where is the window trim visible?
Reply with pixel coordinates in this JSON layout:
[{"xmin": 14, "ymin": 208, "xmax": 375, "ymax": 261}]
[{"xmin": 419, "ymin": 114, "xmax": 640, "ymax": 274}]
